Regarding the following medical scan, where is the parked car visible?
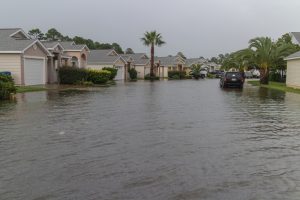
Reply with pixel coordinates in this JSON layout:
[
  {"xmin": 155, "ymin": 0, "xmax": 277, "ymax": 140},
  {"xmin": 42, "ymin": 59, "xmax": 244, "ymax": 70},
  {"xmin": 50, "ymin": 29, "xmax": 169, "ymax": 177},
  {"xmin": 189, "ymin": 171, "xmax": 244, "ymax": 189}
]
[
  {"xmin": 215, "ymin": 70, "xmax": 224, "ymax": 78},
  {"xmin": 244, "ymin": 71, "xmax": 253, "ymax": 79},
  {"xmin": 220, "ymin": 72, "xmax": 244, "ymax": 88},
  {"xmin": 252, "ymin": 69, "xmax": 260, "ymax": 78},
  {"xmin": 200, "ymin": 69, "xmax": 207, "ymax": 79}
]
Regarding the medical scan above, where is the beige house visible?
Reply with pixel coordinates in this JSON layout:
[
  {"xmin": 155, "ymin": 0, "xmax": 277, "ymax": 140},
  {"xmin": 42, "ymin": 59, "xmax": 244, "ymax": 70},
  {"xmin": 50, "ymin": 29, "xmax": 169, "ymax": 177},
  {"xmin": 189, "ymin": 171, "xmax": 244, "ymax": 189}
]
[
  {"xmin": 155, "ymin": 55, "xmax": 185, "ymax": 78},
  {"xmin": 285, "ymin": 51, "xmax": 300, "ymax": 88},
  {"xmin": 59, "ymin": 42, "xmax": 89, "ymax": 68},
  {"xmin": 121, "ymin": 53, "xmax": 150, "ymax": 79},
  {"xmin": 0, "ymin": 28, "xmax": 51, "ymax": 85},
  {"xmin": 87, "ymin": 49, "xmax": 127, "ymax": 80}
]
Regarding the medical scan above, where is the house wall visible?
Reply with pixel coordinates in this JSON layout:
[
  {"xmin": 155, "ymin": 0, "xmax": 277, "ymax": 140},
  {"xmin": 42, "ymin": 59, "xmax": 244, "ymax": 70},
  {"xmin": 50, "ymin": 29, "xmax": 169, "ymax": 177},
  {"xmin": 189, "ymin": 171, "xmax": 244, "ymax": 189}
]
[
  {"xmin": 286, "ymin": 59, "xmax": 300, "ymax": 88},
  {"xmin": 134, "ymin": 65, "xmax": 145, "ymax": 78},
  {"xmin": 24, "ymin": 45, "xmax": 47, "ymax": 57},
  {"xmin": 87, "ymin": 64, "xmax": 114, "ymax": 70},
  {"xmin": 0, "ymin": 54, "xmax": 22, "ymax": 85},
  {"xmin": 64, "ymin": 50, "xmax": 88, "ymax": 68}
]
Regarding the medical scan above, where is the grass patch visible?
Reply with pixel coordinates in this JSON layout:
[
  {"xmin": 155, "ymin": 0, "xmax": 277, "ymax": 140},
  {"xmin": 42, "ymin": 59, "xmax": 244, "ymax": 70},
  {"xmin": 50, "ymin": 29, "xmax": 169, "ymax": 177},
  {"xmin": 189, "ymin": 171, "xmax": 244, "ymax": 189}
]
[
  {"xmin": 248, "ymin": 80, "xmax": 300, "ymax": 94},
  {"xmin": 16, "ymin": 86, "xmax": 47, "ymax": 93}
]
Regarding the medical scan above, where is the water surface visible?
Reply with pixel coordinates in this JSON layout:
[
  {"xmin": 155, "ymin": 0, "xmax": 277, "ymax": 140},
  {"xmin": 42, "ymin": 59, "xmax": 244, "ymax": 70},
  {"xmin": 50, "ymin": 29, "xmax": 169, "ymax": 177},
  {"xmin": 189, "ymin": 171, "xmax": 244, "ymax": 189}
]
[{"xmin": 1, "ymin": 80, "xmax": 300, "ymax": 200}]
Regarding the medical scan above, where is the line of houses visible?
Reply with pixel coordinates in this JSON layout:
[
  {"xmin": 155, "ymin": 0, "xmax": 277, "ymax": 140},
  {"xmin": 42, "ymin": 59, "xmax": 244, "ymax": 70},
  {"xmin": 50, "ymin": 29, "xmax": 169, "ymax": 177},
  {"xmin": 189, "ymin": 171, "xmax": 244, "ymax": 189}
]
[{"xmin": 0, "ymin": 28, "xmax": 220, "ymax": 86}]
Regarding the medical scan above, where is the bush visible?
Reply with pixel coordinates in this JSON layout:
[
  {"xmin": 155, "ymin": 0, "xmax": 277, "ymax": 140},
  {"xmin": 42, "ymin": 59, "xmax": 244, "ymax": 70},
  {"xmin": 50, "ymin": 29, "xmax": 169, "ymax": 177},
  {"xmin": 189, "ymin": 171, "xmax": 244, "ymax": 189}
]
[
  {"xmin": 58, "ymin": 67, "xmax": 112, "ymax": 85},
  {"xmin": 168, "ymin": 71, "xmax": 186, "ymax": 79},
  {"xmin": 128, "ymin": 68, "xmax": 138, "ymax": 80},
  {"xmin": 58, "ymin": 66, "xmax": 87, "ymax": 84},
  {"xmin": 0, "ymin": 74, "xmax": 16, "ymax": 100},
  {"xmin": 269, "ymin": 71, "xmax": 283, "ymax": 82},
  {"xmin": 102, "ymin": 67, "xmax": 118, "ymax": 80},
  {"xmin": 207, "ymin": 73, "xmax": 215, "ymax": 79},
  {"xmin": 87, "ymin": 69, "xmax": 111, "ymax": 84},
  {"xmin": 145, "ymin": 74, "xmax": 159, "ymax": 80}
]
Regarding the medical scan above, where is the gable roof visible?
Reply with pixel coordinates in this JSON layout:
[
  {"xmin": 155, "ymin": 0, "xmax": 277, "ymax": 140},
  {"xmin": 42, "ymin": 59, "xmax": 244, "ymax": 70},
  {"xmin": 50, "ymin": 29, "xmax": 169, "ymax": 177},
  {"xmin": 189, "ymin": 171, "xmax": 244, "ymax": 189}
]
[
  {"xmin": 285, "ymin": 50, "xmax": 300, "ymax": 61},
  {"xmin": 59, "ymin": 41, "xmax": 89, "ymax": 52},
  {"xmin": 88, "ymin": 49, "xmax": 125, "ymax": 65},
  {"xmin": 291, "ymin": 32, "xmax": 300, "ymax": 44},
  {"xmin": 0, "ymin": 28, "xmax": 51, "ymax": 55},
  {"xmin": 120, "ymin": 53, "xmax": 149, "ymax": 65},
  {"xmin": 155, "ymin": 55, "xmax": 185, "ymax": 66}
]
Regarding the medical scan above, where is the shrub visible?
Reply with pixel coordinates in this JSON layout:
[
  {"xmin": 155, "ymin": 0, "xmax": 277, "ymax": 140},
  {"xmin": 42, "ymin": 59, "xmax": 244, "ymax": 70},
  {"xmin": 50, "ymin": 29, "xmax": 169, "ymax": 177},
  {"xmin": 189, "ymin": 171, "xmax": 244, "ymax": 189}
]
[
  {"xmin": 145, "ymin": 74, "xmax": 159, "ymax": 80},
  {"xmin": 207, "ymin": 73, "xmax": 215, "ymax": 79},
  {"xmin": 168, "ymin": 71, "xmax": 186, "ymax": 79},
  {"xmin": 269, "ymin": 71, "xmax": 283, "ymax": 82},
  {"xmin": 0, "ymin": 74, "xmax": 16, "ymax": 100},
  {"xmin": 87, "ymin": 69, "xmax": 111, "ymax": 84},
  {"xmin": 128, "ymin": 68, "xmax": 138, "ymax": 80},
  {"xmin": 58, "ymin": 66, "xmax": 88, "ymax": 84},
  {"xmin": 102, "ymin": 67, "xmax": 118, "ymax": 80}
]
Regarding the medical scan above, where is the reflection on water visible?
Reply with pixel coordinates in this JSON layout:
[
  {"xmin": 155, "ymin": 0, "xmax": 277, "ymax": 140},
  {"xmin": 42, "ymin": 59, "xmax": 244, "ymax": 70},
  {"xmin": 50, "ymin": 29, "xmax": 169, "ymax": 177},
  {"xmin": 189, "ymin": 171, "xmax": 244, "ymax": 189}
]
[{"xmin": 1, "ymin": 80, "xmax": 300, "ymax": 200}]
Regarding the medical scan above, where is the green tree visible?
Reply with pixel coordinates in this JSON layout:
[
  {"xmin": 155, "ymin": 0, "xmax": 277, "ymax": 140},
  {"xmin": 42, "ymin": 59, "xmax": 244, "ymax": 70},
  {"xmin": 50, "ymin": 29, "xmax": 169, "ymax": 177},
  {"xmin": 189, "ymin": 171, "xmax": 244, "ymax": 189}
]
[
  {"xmin": 141, "ymin": 31, "xmax": 165, "ymax": 78},
  {"xmin": 45, "ymin": 28, "xmax": 63, "ymax": 41},
  {"xmin": 125, "ymin": 48, "xmax": 134, "ymax": 54},
  {"xmin": 112, "ymin": 43, "xmax": 124, "ymax": 54},
  {"xmin": 28, "ymin": 28, "xmax": 44, "ymax": 40},
  {"xmin": 190, "ymin": 64, "xmax": 202, "ymax": 79}
]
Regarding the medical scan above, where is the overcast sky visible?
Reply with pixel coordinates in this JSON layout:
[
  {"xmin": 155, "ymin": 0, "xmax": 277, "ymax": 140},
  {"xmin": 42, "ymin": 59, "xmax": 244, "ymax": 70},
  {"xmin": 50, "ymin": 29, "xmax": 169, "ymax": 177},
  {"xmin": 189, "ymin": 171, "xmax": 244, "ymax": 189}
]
[{"xmin": 0, "ymin": 0, "xmax": 299, "ymax": 58}]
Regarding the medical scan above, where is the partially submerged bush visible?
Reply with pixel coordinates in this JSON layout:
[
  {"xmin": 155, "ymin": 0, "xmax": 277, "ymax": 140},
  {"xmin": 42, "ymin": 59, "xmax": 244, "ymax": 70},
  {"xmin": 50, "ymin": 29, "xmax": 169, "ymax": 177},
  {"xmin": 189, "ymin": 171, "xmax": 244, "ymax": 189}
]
[
  {"xmin": 87, "ymin": 69, "xmax": 111, "ymax": 84},
  {"xmin": 128, "ymin": 68, "xmax": 138, "ymax": 80},
  {"xmin": 0, "ymin": 74, "xmax": 16, "ymax": 100},
  {"xmin": 58, "ymin": 67, "xmax": 111, "ymax": 85},
  {"xmin": 145, "ymin": 74, "xmax": 159, "ymax": 80},
  {"xmin": 58, "ymin": 66, "xmax": 87, "ymax": 84},
  {"xmin": 168, "ymin": 71, "xmax": 186, "ymax": 79},
  {"xmin": 102, "ymin": 67, "xmax": 118, "ymax": 80}
]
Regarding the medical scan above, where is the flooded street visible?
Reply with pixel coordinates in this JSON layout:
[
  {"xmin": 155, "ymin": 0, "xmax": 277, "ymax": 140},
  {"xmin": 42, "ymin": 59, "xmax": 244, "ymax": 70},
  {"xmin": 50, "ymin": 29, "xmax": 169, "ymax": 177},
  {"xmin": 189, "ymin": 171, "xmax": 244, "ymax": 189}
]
[{"xmin": 1, "ymin": 79, "xmax": 300, "ymax": 200}]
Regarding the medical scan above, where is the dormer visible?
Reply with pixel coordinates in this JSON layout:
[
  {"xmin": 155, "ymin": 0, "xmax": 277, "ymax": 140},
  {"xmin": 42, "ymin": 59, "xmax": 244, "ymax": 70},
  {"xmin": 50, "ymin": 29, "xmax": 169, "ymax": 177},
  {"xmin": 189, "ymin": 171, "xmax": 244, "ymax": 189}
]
[
  {"xmin": 107, "ymin": 50, "xmax": 118, "ymax": 56},
  {"xmin": 10, "ymin": 29, "xmax": 30, "ymax": 40}
]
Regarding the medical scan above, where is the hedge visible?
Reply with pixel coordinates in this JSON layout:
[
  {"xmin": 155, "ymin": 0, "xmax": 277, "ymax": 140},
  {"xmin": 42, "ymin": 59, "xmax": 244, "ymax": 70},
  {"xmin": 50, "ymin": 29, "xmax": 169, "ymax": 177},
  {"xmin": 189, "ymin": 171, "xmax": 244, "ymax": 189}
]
[
  {"xmin": 0, "ymin": 74, "xmax": 16, "ymax": 100},
  {"xmin": 102, "ymin": 67, "xmax": 118, "ymax": 80},
  {"xmin": 168, "ymin": 71, "xmax": 186, "ymax": 79},
  {"xmin": 58, "ymin": 67, "xmax": 111, "ymax": 85}
]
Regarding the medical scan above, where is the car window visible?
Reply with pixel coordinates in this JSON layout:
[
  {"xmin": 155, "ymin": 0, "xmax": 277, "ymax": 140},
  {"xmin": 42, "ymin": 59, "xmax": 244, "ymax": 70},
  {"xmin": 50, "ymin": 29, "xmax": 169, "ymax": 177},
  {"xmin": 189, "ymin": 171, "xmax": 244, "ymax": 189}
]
[{"xmin": 225, "ymin": 72, "xmax": 241, "ymax": 78}]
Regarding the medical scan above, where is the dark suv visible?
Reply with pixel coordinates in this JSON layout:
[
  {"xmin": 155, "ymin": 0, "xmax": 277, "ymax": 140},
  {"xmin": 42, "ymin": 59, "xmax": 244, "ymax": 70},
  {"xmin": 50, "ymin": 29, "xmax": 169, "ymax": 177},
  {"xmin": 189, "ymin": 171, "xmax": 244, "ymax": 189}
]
[{"xmin": 220, "ymin": 72, "xmax": 244, "ymax": 88}]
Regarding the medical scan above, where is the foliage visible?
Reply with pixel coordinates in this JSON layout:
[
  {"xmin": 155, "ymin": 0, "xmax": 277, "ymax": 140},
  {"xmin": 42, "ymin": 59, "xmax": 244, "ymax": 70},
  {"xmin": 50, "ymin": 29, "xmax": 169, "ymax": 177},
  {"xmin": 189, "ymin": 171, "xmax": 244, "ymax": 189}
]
[
  {"xmin": 145, "ymin": 74, "xmax": 159, "ymax": 80},
  {"xmin": 168, "ymin": 71, "xmax": 186, "ymax": 79},
  {"xmin": 87, "ymin": 69, "xmax": 111, "ymax": 84},
  {"xmin": 29, "ymin": 28, "xmax": 124, "ymax": 53},
  {"xmin": 128, "ymin": 68, "xmax": 138, "ymax": 80},
  {"xmin": 207, "ymin": 73, "xmax": 215, "ymax": 79},
  {"xmin": 125, "ymin": 48, "xmax": 134, "ymax": 54},
  {"xmin": 177, "ymin": 52, "xmax": 187, "ymax": 59},
  {"xmin": 141, "ymin": 31, "xmax": 166, "ymax": 78},
  {"xmin": 269, "ymin": 71, "xmax": 284, "ymax": 82},
  {"xmin": 58, "ymin": 66, "xmax": 88, "ymax": 84},
  {"xmin": 0, "ymin": 74, "xmax": 16, "ymax": 100},
  {"xmin": 102, "ymin": 67, "xmax": 118, "ymax": 80},
  {"xmin": 190, "ymin": 64, "xmax": 202, "ymax": 79},
  {"xmin": 28, "ymin": 28, "xmax": 44, "ymax": 40}
]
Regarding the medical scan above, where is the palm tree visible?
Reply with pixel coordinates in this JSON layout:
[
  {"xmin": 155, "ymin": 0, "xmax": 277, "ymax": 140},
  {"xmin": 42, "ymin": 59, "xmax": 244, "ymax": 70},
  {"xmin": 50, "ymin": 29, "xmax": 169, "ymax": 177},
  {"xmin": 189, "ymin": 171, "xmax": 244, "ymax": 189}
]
[
  {"xmin": 249, "ymin": 37, "xmax": 295, "ymax": 84},
  {"xmin": 141, "ymin": 31, "xmax": 165, "ymax": 78}
]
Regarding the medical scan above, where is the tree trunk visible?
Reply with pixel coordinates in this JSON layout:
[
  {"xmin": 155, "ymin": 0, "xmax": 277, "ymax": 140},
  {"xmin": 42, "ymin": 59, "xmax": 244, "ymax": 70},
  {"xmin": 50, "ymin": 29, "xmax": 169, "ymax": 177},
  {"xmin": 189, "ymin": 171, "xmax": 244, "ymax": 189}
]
[
  {"xmin": 150, "ymin": 44, "xmax": 154, "ymax": 78},
  {"xmin": 259, "ymin": 67, "xmax": 269, "ymax": 85}
]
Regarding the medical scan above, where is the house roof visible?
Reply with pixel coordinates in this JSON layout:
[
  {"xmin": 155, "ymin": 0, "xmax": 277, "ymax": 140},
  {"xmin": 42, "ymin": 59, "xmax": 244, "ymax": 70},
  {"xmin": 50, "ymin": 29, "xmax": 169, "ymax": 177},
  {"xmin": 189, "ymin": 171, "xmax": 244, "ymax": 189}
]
[
  {"xmin": 42, "ymin": 41, "xmax": 61, "ymax": 49},
  {"xmin": 285, "ymin": 50, "xmax": 300, "ymax": 61},
  {"xmin": 121, "ymin": 53, "xmax": 149, "ymax": 65},
  {"xmin": 291, "ymin": 32, "xmax": 300, "ymax": 44},
  {"xmin": 59, "ymin": 41, "xmax": 89, "ymax": 51},
  {"xmin": 0, "ymin": 28, "xmax": 51, "ymax": 56},
  {"xmin": 155, "ymin": 55, "xmax": 185, "ymax": 66},
  {"xmin": 88, "ymin": 49, "xmax": 125, "ymax": 65},
  {"xmin": 185, "ymin": 58, "xmax": 208, "ymax": 66}
]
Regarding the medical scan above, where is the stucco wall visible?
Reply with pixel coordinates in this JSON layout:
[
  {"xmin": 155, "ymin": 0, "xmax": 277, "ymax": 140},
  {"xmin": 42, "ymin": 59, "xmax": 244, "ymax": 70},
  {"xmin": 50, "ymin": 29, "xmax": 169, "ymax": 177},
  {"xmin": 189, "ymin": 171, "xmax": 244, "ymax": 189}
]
[
  {"xmin": 134, "ymin": 65, "xmax": 145, "ymax": 78},
  {"xmin": 87, "ymin": 64, "xmax": 114, "ymax": 70},
  {"xmin": 0, "ymin": 54, "xmax": 22, "ymax": 84},
  {"xmin": 286, "ymin": 59, "xmax": 300, "ymax": 88}
]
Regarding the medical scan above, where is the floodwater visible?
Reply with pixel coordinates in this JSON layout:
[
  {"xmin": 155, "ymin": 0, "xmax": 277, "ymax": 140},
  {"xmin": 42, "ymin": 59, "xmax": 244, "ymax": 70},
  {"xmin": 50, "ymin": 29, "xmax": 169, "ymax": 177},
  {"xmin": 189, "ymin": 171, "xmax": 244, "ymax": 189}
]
[{"xmin": 1, "ymin": 80, "xmax": 300, "ymax": 200}]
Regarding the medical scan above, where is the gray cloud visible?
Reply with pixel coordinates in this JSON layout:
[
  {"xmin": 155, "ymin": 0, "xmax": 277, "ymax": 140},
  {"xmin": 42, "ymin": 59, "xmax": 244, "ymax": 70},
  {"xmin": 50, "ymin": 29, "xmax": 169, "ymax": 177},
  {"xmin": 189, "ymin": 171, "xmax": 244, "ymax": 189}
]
[{"xmin": 0, "ymin": 0, "xmax": 299, "ymax": 58}]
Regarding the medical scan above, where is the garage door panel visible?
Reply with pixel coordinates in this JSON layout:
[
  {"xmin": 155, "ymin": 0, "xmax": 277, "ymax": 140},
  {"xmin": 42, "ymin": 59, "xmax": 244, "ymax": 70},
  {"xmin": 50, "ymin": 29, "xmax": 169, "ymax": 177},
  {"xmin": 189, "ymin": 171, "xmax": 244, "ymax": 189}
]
[{"xmin": 24, "ymin": 58, "xmax": 45, "ymax": 85}]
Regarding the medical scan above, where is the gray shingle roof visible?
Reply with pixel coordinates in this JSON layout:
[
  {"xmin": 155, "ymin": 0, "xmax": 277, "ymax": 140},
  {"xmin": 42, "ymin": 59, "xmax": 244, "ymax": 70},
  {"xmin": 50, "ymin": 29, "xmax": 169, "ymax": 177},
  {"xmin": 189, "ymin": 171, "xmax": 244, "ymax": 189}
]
[
  {"xmin": 155, "ymin": 56, "xmax": 185, "ymax": 66},
  {"xmin": 59, "ymin": 41, "xmax": 86, "ymax": 51},
  {"xmin": 0, "ymin": 28, "xmax": 36, "ymax": 52},
  {"xmin": 291, "ymin": 32, "xmax": 300, "ymax": 44},
  {"xmin": 185, "ymin": 58, "xmax": 208, "ymax": 66},
  {"xmin": 285, "ymin": 50, "xmax": 300, "ymax": 60},
  {"xmin": 42, "ymin": 41, "xmax": 61, "ymax": 49},
  {"xmin": 88, "ymin": 49, "xmax": 124, "ymax": 65},
  {"xmin": 121, "ymin": 53, "xmax": 149, "ymax": 65}
]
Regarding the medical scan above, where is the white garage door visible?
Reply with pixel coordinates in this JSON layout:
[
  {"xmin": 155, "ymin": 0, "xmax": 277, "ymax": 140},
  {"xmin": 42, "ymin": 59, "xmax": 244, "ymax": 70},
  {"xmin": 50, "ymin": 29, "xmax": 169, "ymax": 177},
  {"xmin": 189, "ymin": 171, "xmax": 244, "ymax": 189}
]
[
  {"xmin": 24, "ymin": 58, "xmax": 45, "ymax": 85},
  {"xmin": 115, "ymin": 66, "xmax": 124, "ymax": 80}
]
